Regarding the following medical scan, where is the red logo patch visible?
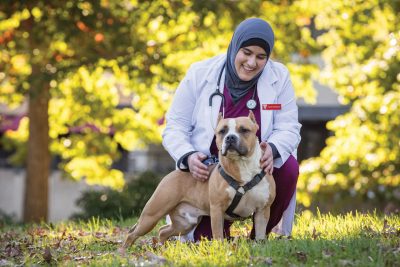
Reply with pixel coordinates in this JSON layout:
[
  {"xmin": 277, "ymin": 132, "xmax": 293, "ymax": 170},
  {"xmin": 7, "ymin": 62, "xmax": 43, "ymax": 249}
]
[{"xmin": 262, "ymin": 104, "xmax": 281, "ymax": 110}]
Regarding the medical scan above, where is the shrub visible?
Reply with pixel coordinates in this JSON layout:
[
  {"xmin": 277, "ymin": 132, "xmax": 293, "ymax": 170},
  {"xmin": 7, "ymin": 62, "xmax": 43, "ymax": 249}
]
[{"xmin": 72, "ymin": 171, "xmax": 162, "ymax": 220}]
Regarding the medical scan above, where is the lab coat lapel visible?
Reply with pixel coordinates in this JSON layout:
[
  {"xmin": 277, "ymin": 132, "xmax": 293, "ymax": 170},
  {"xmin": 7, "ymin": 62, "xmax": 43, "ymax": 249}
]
[
  {"xmin": 258, "ymin": 62, "xmax": 278, "ymax": 141},
  {"xmin": 206, "ymin": 56, "xmax": 226, "ymax": 131}
]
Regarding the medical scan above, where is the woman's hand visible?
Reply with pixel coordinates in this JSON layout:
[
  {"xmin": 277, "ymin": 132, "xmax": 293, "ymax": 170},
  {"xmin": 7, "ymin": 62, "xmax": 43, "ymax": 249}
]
[
  {"xmin": 188, "ymin": 152, "xmax": 209, "ymax": 182},
  {"xmin": 260, "ymin": 142, "xmax": 274, "ymax": 175}
]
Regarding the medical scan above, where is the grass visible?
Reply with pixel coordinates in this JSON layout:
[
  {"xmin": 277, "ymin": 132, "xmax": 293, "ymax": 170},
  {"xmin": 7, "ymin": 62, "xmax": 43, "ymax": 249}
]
[{"xmin": 0, "ymin": 211, "xmax": 399, "ymax": 266}]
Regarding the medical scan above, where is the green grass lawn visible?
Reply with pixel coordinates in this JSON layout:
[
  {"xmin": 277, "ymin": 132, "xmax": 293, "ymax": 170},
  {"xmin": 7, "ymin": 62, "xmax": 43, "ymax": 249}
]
[{"xmin": 1, "ymin": 211, "xmax": 399, "ymax": 266}]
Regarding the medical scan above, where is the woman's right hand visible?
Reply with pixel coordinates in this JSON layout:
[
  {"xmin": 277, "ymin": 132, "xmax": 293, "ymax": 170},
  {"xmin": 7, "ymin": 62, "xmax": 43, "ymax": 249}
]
[{"xmin": 188, "ymin": 152, "xmax": 209, "ymax": 182}]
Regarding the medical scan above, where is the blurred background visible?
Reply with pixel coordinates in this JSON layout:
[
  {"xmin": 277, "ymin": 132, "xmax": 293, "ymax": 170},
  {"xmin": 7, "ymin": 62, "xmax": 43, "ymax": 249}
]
[{"xmin": 0, "ymin": 0, "xmax": 399, "ymax": 223}]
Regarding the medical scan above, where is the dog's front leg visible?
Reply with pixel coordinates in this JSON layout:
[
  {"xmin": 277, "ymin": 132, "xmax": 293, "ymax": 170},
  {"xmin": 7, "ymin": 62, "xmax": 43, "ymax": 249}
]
[
  {"xmin": 253, "ymin": 206, "xmax": 271, "ymax": 240},
  {"xmin": 210, "ymin": 205, "xmax": 225, "ymax": 240}
]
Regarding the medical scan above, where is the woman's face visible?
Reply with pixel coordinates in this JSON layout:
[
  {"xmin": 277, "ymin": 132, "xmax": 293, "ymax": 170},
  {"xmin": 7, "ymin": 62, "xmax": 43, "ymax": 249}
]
[{"xmin": 234, "ymin": 45, "xmax": 268, "ymax": 81}]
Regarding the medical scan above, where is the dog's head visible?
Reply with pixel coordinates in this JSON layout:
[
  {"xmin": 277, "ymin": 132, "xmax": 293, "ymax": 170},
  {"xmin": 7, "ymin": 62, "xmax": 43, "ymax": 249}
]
[{"xmin": 215, "ymin": 111, "xmax": 259, "ymax": 158}]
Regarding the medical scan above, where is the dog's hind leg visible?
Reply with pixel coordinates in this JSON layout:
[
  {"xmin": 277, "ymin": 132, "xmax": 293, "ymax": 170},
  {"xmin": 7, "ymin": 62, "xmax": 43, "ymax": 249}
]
[
  {"xmin": 159, "ymin": 213, "xmax": 197, "ymax": 243},
  {"xmin": 122, "ymin": 210, "xmax": 165, "ymax": 248},
  {"xmin": 159, "ymin": 204, "xmax": 202, "ymax": 243},
  {"xmin": 122, "ymin": 174, "xmax": 187, "ymax": 248}
]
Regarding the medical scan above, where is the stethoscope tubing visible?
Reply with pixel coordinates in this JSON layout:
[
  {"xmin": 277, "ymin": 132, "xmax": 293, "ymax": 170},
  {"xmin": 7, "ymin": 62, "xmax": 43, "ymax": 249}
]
[
  {"xmin": 208, "ymin": 63, "xmax": 225, "ymax": 108},
  {"xmin": 209, "ymin": 63, "xmax": 226, "ymax": 128}
]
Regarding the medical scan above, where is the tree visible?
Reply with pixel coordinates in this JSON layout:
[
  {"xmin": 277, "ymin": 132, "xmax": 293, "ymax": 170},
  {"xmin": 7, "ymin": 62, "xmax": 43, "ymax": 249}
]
[
  {"xmin": 297, "ymin": 0, "xmax": 400, "ymax": 211},
  {"xmin": 0, "ymin": 1, "xmax": 316, "ymax": 222}
]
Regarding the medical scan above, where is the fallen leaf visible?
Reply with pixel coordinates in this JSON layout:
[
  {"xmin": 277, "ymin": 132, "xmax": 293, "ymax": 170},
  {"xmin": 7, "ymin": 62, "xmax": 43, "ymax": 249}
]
[
  {"xmin": 151, "ymin": 236, "xmax": 159, "ymax": 248},
  {"xmin": 95, "ymin": 231, "xmax": 106, "ymax": 238},
  {"xmin": 70, "ymin": 245, "xmax": 78, "ymax": 253},
  {"xmin": 383, "ymin": 219, "xmax": 389, "ymax": 230},
  {"xmin": 250, "ymin": 256, "xmax": 273, "ymax": 265},
  {"xmin": 338, "ymin": 259, "xmax": 355, "ymax": 266},
  {"xmin": 43, "ymin": 246, "xmax": 52, "ymax": 264},
  {"xmin": 78, "ymin": 230, "xmax": 89, "ymax": 236},
  {"xmin": 5, "ymin": 243, "xmax": 22, "ymax": 257},
  {"xmin": 34, "ymin": 227, "xmax": 47, "ymax": 237},
  {"xmin": 74, "ymin": 255, "xmax": 94, "ymax": 261},
  {"xmin": 67, "ymin": 234, "xmax": 77, "ymax": 241},
  {"xmin": 112, "ymin": 227, "xmax": 122, "ymax": 235},
  {"xmin": 264, "ymin": 257, "xmax": 273, "ymax": 265},
  {"xmin": 144, "ymin": 251, "xmax": 167, "ymax": 265},
  {"xmin": 312, "ymin": 227, "xmax": 321, "ymax": 240},
  {"xmin": 382, "ymin": 219, "xmax": 400, "ymax": 237},
  {"xmin": 0, "ymin": 259, "xmax": 14, "ymax": 266},
  {"xmin": 322, "ymin": 249, "xmax": 334, "ymax": 258},
  {"xmin": 295, "ymin": 251, "xmax": 307, "ymax": 263},
  {"xmin": 231, "ymin": 242, "xmax": 238, "ymax": 252}
]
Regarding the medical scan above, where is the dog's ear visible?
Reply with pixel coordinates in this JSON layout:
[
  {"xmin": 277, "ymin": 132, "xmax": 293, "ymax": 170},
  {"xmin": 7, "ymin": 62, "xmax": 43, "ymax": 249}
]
[
  {"xmin": 248, "ymin": 110, "xmax": 259, "ymax": 131},
  {"xmin": 248, "ymin": 110, "xmax": 256, "ymax": 123},
  {"xmin": 217, "ymin": 112, "xmax": 223, "ymax": 124}
]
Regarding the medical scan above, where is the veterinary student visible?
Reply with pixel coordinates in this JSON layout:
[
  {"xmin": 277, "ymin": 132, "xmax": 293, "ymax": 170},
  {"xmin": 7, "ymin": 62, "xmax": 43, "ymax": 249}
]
[{"xmin": 162, "ymin": 17, "xmax": 301, "ymax": 241}]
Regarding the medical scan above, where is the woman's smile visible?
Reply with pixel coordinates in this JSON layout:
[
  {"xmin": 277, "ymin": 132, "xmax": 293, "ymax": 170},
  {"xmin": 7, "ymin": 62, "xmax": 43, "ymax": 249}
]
[{"xmin": 234, "ymin": 45, "xmax": 268, "ymax": 81}]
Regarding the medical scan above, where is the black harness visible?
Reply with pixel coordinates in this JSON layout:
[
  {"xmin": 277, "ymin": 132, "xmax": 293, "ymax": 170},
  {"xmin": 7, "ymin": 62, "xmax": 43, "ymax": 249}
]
[{"xmin": 218, "ymin": 164, "xmax": 265, "ymax": 219}]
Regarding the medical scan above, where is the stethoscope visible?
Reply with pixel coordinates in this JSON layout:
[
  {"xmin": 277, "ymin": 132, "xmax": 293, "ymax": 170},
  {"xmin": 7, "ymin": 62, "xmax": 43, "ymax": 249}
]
[{"xmin": 209, "ymin": 63, "xmax": 258, "ymax": 120}]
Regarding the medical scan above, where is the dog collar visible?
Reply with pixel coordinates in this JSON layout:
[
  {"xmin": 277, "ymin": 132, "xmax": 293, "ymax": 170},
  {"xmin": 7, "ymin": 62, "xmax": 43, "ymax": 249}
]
[{"xmin": 218, "ymin": 164, "xmax": 265, "ymax": 219}]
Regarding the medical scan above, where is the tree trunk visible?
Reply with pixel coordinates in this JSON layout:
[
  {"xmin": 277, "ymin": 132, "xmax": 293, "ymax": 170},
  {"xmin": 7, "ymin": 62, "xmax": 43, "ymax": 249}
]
[{"xmin": 23, "ymin": 75, "xmax": 50, "ymax": 222}]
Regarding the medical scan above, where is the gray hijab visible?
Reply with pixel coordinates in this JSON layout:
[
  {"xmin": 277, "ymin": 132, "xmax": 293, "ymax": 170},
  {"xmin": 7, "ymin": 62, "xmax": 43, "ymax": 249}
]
[{"xmin": 225, "ymin": 18, "xmax": 275, "ymax": 103}]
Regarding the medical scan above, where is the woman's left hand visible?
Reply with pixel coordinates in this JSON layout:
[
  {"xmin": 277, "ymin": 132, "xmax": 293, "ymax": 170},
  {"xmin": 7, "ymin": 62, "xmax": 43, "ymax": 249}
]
[{"xmin": 260, "ymin": 141, "xmax": 274, "ymax": 175}]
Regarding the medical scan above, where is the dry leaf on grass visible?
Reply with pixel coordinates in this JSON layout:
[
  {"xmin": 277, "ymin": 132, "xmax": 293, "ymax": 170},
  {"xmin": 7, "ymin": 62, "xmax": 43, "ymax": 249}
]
[
  {"xmin": 251, "ymin": 256, "xmax": 273, "ymax": 266},
  {"xmin": 312, "ymin": 227, "xmax": 321, "ymax": 240},
  {"xmin": 144, "ymin": 251, "xmax": 167, "ymax": 265},
  {"xmin": 295, "ymin": 251, "xmax": 307, "ymax": 263},
  {"xmin": 322, "ymin": 249, "xmax": 334, "ymax": 258},
  {"xmin": 43, "ymin": 246, "xmax": 52, "ymax": 264}
]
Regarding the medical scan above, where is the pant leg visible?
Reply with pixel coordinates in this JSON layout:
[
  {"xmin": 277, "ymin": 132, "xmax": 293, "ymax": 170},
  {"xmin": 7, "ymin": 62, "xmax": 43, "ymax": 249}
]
[
  {"xmin": 193, "ymin": 216, "xmax": 233, "ymax": 241},
  {"xmin": 251, "ymin": 155, "xmax": 299, "ymax": 238}
]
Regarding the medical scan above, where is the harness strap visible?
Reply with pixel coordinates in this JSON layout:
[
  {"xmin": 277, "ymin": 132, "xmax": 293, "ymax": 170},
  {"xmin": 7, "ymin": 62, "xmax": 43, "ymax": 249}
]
[{"xmin": 218, "ymin": 165, "xmax": 265, "ymax": 219}]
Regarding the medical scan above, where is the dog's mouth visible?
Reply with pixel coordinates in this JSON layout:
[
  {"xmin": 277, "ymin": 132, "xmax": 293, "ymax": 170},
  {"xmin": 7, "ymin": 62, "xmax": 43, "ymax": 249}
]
[{"xmin": 221, "ymin": 143, "xmax": 248, "ymax": 157}]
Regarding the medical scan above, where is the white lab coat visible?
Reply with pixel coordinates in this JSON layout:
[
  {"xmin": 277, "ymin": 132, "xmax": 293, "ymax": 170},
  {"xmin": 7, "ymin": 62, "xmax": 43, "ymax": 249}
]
[{"xmin": 162, "ymin": 54, "xmax": 301, "ymax": 236}]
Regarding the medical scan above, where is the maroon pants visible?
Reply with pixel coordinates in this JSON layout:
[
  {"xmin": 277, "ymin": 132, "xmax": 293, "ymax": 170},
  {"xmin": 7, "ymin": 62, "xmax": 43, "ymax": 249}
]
[{"xmin": 193, "ymin": 155, "xmax": 299, "ymax": 240}]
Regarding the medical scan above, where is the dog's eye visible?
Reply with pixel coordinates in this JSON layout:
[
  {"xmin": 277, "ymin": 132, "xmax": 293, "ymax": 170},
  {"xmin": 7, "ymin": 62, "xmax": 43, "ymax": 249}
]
[
  {"xmin": 218, "ymin": 128, "xmax": 226, "ymax": 135},
  {"xmin": 239, "ymin": 127, "xmax": 250, "ymax": 134}
]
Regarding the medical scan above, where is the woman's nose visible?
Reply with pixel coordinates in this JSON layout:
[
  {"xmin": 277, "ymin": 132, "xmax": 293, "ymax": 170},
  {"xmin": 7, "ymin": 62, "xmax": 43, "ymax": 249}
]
[{"xmin": 247, "ymin": 56, "xmax": 256, "ymax": 67}]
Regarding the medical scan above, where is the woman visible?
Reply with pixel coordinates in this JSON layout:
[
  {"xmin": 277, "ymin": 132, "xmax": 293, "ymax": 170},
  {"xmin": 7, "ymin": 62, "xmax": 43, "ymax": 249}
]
[{"xmin": 162, "ymin": 18, "xmax": 301, "ymax": 241}]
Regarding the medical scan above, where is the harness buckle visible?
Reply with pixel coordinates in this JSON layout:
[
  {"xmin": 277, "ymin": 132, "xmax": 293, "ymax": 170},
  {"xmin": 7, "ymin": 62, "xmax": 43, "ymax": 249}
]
[{"xmin": 237, "ymin": 187, "xmax": 245, "ymax": 194}]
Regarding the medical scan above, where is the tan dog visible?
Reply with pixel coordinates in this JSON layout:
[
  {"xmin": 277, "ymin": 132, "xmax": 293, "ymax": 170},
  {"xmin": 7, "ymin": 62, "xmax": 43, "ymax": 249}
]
[{"xmin": 121, "ymin": 112, "xmax": 275, "ymax": 249}]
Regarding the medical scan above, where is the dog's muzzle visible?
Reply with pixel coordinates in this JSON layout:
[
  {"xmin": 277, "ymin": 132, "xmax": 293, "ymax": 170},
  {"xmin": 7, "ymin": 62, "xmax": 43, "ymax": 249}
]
[{"xmin": 222, "ymin": 134, "xmax": 247, "ymax": 156}]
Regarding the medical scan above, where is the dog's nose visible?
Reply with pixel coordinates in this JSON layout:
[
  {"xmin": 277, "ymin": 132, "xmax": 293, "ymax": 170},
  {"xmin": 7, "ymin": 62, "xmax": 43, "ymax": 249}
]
[{"xmin": 225, "ymin": 134, "xmax": 237, "ymax": 144}]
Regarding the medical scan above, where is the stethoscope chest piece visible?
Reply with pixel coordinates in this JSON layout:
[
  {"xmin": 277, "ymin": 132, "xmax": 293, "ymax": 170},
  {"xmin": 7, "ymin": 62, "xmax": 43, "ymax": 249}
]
[{"xmin": 246, "ymin": 99, "xmax": 257, "ymax": 110}]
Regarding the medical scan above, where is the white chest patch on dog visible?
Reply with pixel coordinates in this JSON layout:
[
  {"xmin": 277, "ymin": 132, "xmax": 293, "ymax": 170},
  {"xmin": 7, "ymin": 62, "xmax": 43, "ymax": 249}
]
[
  {"xmin": 224, "ymin": 143, "xmax": 270, "ymax": 219},
  {"xmin": 238, "ymin": 144, "xmax": 262, "ymax": 183},
  {"xmin": 225, "ymin": 179, "xmax": 270, "ymax": 219}
]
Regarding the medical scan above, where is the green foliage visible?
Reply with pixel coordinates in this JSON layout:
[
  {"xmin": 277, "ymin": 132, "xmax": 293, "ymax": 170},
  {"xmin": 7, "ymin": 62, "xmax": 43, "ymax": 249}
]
[
  {"xmin": 72, "ymin": 171, "xmax": 162, "ymax": 220},
  {"xmin": 297, "ymin": 0, "xmax": 400, "ymax": 209},
  {"xmin": 0, "ymin": 212, "xmax": 398, "ymax": 266},
  {"xmin": 0, "ymin": 1, "xmax": 317, "ymax": 189},
  {"xmin": 4, "ymin": 0, "xmax": 396, "ymax": 209}
]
